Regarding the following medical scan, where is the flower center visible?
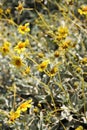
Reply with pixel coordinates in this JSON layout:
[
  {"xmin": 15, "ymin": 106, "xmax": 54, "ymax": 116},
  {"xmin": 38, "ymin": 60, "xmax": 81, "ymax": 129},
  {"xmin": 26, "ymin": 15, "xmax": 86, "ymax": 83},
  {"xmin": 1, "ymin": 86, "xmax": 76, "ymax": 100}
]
[{"xmin": 21, "ymin": 26, "xmax": 26, "ymax": 31}]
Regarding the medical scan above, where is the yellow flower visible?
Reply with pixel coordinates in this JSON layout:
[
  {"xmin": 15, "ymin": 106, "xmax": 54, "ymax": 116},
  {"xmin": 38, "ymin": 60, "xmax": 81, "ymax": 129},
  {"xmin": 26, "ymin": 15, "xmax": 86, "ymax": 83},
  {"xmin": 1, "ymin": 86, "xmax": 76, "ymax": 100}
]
[
  {"xmin": 15, "ymin": 2, "xmax": 24, "ymax": 14},
  {"xmin": 18, "ymin": 23, "xmax": 30, "ymax": 34},
  {"xmin": 60, "ymin": 40, "xmax": 71, "ymax": 50},
  {"xmin": 49, "ymin": 66, "xmax": 58, "ymax": 77},
  {"xmin": 38, "ymin": 60, "xmax": 50, "ymax": 72},
  {"xmin": 9, "ymin": 110, "xmax": 20, "ymax": 123},
  {"xmin": 81, "ymin": 57, "xmax": 87, "ymax": 64},
  {"xmin": 76, "ymin": 67, "xmax": 82, "ymax": 73},
  {"xmin": 24, "ymin": 66, "xmax": 30, "ymax": 74},
  {"xmin": 78, "ymin": 5, "xmax": 87, "ymax": 15},
  {"xmin": 5, "ymin": 8, "xmax": 11, "ymax": 14},
  {"xmin": 22, "ymin": 66, "xmax": 30, "ymax": 75},
  {"xmin": 11, "ymin": 56, "xmax": 24, "ymax": 68},
  {"xmin": 14, "ymin": 41, "xmax": 26, "ymax": 53},
  {"xmin": 78, "ymin": 9, "xmax": 83, "ymax": 15},
  {"xmin": 75, "ymin": 126, "xmax": 83, "ymax": 130},
  {"xmin": 73, "ymin": 81, "xmax": 79, "ymax": 89},
  {"xmin": 55, "ymin": 26, "xmax": 68, "ymax": 41},
  {"xmin": 14, "ymin": 39, "xmax": 29, "ymax": 53},
  {"xmin": 0, "ymin": 41, "xmax": 11, "ymax": 56},
  {"xmin": 54, "ymin": 50, "xmax": 60, "ymax": 57},
  {"xmin": 38, "ymin": 103, "xmax": 42, "ymax": 108},
  {"xmin": 58, "ymin": 26, "xmax": 68, "ymax": 35},
  {"xmin": 17, "ymin": 99, "xmax": 32, "ymax": 112},
  {"xmin": 33, "ymin": 107, "xmax": 39, "ymax": 113},
  {"xmin": 0, "ymin": 8, "xmax": 3, "ymax": 14},
  {"xmin": 38, "ymin": 52, "xmax": 44, "ymax": 58}
]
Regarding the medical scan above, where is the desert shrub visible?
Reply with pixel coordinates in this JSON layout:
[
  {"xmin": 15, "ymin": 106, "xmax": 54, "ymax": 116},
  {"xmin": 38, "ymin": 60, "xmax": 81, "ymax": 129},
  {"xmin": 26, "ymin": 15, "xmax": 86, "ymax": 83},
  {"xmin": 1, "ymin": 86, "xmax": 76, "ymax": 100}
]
[{"xmin": 0, "ymin": 0, "xmax": 87, "ymax": 130}]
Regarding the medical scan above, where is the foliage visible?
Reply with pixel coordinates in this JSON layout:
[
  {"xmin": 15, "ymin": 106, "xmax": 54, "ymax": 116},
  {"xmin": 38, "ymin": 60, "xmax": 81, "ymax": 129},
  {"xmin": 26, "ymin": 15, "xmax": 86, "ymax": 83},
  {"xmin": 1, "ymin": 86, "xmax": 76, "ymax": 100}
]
[{"xmin": 0, "ymin": 0, "xmax": 87, "ymax": 130}]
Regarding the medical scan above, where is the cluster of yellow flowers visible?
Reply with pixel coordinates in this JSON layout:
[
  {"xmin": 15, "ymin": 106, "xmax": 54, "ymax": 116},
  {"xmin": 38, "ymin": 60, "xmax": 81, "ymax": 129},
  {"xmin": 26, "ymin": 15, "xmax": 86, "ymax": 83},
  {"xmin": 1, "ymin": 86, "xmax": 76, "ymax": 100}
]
[
  {"xmin": 59, "ymin": 39, "xmax": 74, "ymax": 52},
  {"xmin": 9, "ymin": 99, "xmax": 32, "ymax": 123},
  {"xmin": 37, "ymin": 60, "xmax": 59, "ymax": 77},
  {"xmin": 0, "ymin": 1, "xmax": 87, "ymax": 128},
  {"xmin": 0, "ymin": 7, "xmax": 11, "ymax": 17},
  {"xmin": 0, "ymin": 21, "xmax": 30, "ymax": 73},
  {"xmin": 0, "ymin": 42, "xmax": 25, "ymax": 68},
  {"xmin": 55, "ymin": 26, "xmax": 68, "ymax": 41}
]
